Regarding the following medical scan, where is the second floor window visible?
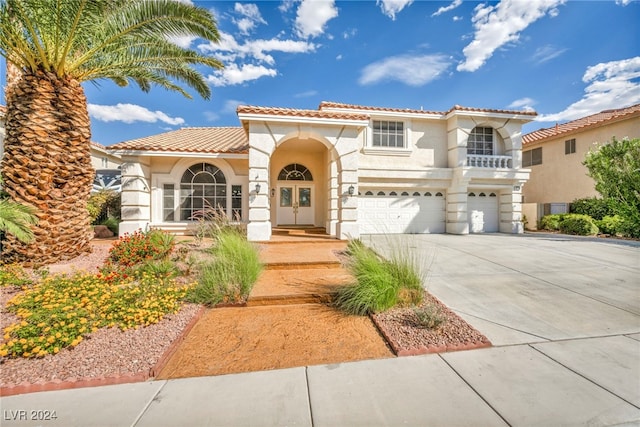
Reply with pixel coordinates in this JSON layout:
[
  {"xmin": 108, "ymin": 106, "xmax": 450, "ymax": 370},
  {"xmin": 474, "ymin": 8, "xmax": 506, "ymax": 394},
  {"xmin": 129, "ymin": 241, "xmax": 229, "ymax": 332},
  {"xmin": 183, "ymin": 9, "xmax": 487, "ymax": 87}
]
[
  {"xmin": 468, "ymin": 127, "xmax": 494, "ymax": 155},
  {"xmin": 565, "ymin": 138, "xmax": 576, "ymax": 154},
  {"xmin": 523, "ymin": 147, "xmax": 542, "ymax": 166},
  {"xmin": 373, "ymin": 120, "xmax": 404, "ymax": 148}
]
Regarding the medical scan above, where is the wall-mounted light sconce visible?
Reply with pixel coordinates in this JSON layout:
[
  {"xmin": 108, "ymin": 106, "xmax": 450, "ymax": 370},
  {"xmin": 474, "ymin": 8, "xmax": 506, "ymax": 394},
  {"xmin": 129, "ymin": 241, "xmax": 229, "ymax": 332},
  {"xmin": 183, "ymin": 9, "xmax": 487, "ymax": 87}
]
[
  {"xmin": 255, "ymin": 183, "xmax": 261, "ymax": 194},
  {"xmin": 270, "ymin": 188, "xmax": 275, "ymax": 197},
  {"xmin": 513, "ymin": 185, "xmax": 521, "ymax": 192},
  {"xmin": 348, "ymin": 185, "xmax": 355, "ymax": 196}
]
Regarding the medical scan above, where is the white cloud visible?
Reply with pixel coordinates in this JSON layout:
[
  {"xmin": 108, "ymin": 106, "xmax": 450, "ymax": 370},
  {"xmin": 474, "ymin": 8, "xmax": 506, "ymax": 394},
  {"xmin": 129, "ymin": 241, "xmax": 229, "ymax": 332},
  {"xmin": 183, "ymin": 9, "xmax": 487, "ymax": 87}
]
[
  {"xmin": 294, "ymin": 90, "xmax": 318, "ymax": 98},
  {"xmin": 88, "ymin": 103, "xmax": 184, "ymax": 125},
  {"xmin": 222, "ymin": 99, "xmax": 245, "ymax": 113},
  {"xmin": 453, "ymin": 16, "xmax": 463, "ymax": 22},
  {"xmin": 359, "ymin": 54, "xmax": 451, "ymax": 86},
  {"xmin": 457, "ymin": 0, "xmax": 566, "ymax": 72},
  {"xmin": 432, "ymin": 0, "xmax": 462, "ymax": 17},
  {"xmin": 531, "ymin": 44, "xmax": 568, "ymax": 64},
  {"xmin": 336, "ymin": 54, "xmax": 343, "ymax": 60},
  {"xmin": 233, "ymin": 3, "xmax": 266, "ymax": 35},
  {"xmin": 167, "ymin": 35, "xmax": 197, "ymax": 49},
  {"xmin": 508, "ymin": 97, "xmax": 536, "ymax": 111},
  {"xmin": 295, "ymin": 0, "xmax": 338, "ymax": 38},
  {"xmin": 199, "ymin": 32, "xmax": 316, "ymax": 66},
  {"xmin": 207, "ymin": 63, "xmax": 277, "ymax": 86},
  {"xmin": 377, "ymin": 0, "xmax": 414, "ymax": 20},
  {"xmin": 203, "ymin": 111, "xmax": 220, "ymax": 122},
  {"xmin": 536, "ymin": 57, "xmax": 640, "ymax": 122},
  {"xmin": 615, "ymin": 0, "xmax": 631, "ymax": 5}
]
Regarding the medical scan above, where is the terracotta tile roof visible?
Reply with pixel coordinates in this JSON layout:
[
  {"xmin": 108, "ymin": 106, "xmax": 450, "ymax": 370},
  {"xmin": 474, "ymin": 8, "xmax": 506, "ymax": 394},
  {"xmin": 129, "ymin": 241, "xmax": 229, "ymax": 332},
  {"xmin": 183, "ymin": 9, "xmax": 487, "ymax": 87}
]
[
  {"xmin": 319, "ymin": 101, "xmax": 537, "ymax": 117},
  {"xmin": 523, "ymin": 103, "xmax": 640, "ymax": 145},
  {"xmin": 108, "ymin": 127, "xmax": 249, "ymax": 154},
  {"xmin": 237, "ymin": 105, "xmax": 369, "ymax": 121},
  {"xmin": 446, "ymin": 104, "xmax": 537, "ymax": 116},
  {"xmin": 319, "ymin": 101, "xmax": 443, "ymax": 115}
]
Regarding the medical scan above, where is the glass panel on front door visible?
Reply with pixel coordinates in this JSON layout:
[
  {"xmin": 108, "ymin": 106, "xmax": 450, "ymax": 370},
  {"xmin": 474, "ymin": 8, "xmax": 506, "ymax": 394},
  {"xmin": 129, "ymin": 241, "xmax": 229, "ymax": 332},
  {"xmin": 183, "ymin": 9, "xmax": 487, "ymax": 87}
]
[
  {"xmin": 280, "ymin": 187, "xmax": 292, "ymax": 207},
  {"xmin": 299, "ymin": 187, "xmax": 311, "ymax": 207}
]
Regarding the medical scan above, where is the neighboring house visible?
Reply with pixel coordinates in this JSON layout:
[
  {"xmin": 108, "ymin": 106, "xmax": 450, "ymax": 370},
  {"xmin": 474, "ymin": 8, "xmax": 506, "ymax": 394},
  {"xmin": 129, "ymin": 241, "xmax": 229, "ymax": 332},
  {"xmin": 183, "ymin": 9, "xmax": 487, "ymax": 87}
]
[
  {"xmin": 91, "ymin": 141, "xmax": 122, "ymax": 192},
  {"xmin": 521, "ymin": 103, "xmax": 640, "ymax": 228},
  {"xmin": 108, "ymin": 101, "xmax": 536, "ymax": 241}
]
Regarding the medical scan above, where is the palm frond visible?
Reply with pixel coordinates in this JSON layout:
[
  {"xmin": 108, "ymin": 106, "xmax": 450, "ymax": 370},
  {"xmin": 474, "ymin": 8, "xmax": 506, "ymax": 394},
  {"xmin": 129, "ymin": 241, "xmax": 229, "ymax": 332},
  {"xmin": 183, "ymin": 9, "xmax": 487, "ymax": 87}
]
[{"xmin": 0, "ymin": 199, "xmax": 38, "ymax": 243}]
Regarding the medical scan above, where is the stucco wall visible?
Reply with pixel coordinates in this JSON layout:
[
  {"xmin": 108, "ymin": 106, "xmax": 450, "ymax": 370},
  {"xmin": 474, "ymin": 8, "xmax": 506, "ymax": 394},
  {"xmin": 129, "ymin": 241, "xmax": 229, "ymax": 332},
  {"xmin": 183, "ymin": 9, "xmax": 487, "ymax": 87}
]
[{"xmin": 522, "ymin": 118, "xmax": 639, "ymax": 204}]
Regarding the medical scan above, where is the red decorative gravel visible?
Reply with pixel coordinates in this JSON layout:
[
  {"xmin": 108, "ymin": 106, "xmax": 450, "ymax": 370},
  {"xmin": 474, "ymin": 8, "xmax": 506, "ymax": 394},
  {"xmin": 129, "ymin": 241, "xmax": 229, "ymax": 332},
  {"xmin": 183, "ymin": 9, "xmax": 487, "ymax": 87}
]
[{"xmin": 371, "ymin": 292, "xmax": 491, "ymax": 356}]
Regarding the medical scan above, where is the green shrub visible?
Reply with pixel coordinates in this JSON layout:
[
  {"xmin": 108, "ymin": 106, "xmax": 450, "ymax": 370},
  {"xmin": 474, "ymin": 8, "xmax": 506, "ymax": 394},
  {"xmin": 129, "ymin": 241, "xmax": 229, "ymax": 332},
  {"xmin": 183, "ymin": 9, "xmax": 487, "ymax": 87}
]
[
  {"xmin": 87, "ymin": 191, "xmax": 120, "ymax": 224},
  {"xmin": 187, "ymin": 229, "xmax": 262, "ymax": 306},
  {"xmin": 558, "ymin": 214, "xmax": 599, "ymax": 236},
  {"xmin": 335, "ymin": 241, "xmax": 425, "ymax": 316},
  {"xmin": 596, "ymin": 215, "xmax": 624, "ymax": 236},
  {"xmin": 570, "ymin": 197, "xmax": 615, "ymax": 220},
  {"xmin": 412, "ymin": 304, "xmax": 446, "ymax": 329},
  {"xmin": 105, "ymin": 229, "xmax": 175, "ymax": 268},
  {"xmin": 539, "ymin": 214, "xmax": 565, "ymax": 231},
  {"xmin": 0, "ymin": 263, "xmax": 33, "ymax": 287}
]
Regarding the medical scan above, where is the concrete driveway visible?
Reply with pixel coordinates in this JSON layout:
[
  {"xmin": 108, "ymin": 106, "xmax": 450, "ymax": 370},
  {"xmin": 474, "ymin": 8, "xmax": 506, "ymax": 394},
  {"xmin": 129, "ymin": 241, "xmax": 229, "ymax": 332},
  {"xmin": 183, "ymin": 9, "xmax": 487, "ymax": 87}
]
[{"xmin": 363, "ymin": 232, "xmax": 640, "ymax": 425}]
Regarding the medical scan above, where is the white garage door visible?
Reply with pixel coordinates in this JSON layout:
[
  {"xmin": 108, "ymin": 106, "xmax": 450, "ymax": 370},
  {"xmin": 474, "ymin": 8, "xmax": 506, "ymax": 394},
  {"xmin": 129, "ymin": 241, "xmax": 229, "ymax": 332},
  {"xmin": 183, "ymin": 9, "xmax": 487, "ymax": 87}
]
[
  {"xmin": 468, "ymin": 192, "xmax": 499, "ymax": 233},
  {"xmin": 358, "ymin": 190, "xmax": 445, "ymax": 234}
]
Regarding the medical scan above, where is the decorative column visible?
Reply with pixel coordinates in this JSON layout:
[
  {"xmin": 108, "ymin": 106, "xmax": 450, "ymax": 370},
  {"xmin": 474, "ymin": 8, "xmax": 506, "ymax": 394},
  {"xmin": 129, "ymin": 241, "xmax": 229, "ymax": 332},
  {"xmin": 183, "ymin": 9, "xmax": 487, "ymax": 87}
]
[
  {"xmin": 500, "ymin": 183, "xmax": 525, "ymax": 233},
  {"xmin": 246, "ymin": 128, "xmax": 274, "ymax": 241},
  {"xmin": 119, "ymin": 156, "xmax": 151, "ymax": 236},
  {"xmin": 327, "ymin": 156, "xmax": 339, "ymax": 236},
  {"xmin": 446, "ymin": 170, "xmax": 470, "ymax": 235},
  {"xmin": 336, "ymin": 150, "xmax": 359, "ymax": 240}
]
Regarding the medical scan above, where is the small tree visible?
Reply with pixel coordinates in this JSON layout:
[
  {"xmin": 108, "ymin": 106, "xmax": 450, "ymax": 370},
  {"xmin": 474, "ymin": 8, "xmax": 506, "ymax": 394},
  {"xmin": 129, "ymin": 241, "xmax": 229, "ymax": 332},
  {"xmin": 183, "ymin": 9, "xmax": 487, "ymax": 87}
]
[{"xmin": 584, "ymin": 137, "xmax": 640, "ymax": 237}]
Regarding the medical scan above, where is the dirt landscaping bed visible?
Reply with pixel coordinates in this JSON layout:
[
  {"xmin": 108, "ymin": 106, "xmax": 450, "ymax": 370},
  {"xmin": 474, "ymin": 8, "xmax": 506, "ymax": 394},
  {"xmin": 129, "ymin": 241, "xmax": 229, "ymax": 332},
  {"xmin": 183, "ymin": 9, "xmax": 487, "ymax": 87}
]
[{"xmin": 1, "ymin": 239, "xmax": 490, "ymax": 393}]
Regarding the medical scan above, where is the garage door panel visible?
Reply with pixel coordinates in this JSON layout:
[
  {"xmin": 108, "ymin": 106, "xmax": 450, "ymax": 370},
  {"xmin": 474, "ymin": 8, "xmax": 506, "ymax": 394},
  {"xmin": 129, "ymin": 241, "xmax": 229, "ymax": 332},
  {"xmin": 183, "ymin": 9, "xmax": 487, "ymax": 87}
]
[
  {"xmin": 468, "ymin": 194, "xmax": 499, "ymax": 233},
  {"xmin": 358, "ymin": 192, "xmax": 445, "ymax": 234}
]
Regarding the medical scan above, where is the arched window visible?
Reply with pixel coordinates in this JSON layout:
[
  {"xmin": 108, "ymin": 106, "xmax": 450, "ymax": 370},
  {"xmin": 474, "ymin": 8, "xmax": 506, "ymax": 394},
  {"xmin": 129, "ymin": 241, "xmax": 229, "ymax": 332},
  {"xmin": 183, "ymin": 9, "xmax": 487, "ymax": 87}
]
[
  {"xmin": 435, "ymin": 192, "xmax": 443, "ymax": 197},
  {"xmin": 365, "ymin": 191, "xmax": 374, "ymax": 196},
  {"xmin": 468, "ymin": 127, "xmax": 494, "ymax": 155},
  {"xmin": 278, "ymin": 163, "xmax": 313, "ymax": 181},
  {"xmin": 377, "ymin": 191, "xmax": 386, "ymax": 196},
  {"xmin": 468, "ymin": 192, "xmax": 476, "ymax": 197},
  {"xmin": 389, "ymin": 191, "xmax": 397, "ymax": 196},
  {"xmin": 401, "ymin": 191, "xmax": 409, "ymax": 196},
  {"xmin": 413, "ymin": 192, "xmax": 421, "ymax": 196},
  {"xmin": 479, "ymin": 192, "xmax": 486, "ymax": 197},
  {"xmin": 425, "ymin": 192, "xmax": 432, "ymax": 197},
  {"xmin": 180, "ymin": 163, "xmax": 227, "ymax": 221}
]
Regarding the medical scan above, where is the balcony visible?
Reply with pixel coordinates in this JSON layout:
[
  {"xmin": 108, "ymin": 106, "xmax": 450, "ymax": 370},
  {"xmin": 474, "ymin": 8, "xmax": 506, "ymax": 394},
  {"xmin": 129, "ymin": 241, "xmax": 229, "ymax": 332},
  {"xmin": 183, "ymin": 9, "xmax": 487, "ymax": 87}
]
[{"xmin": 466, "ymin": 155, "xmax": 512, "ymax": 168}]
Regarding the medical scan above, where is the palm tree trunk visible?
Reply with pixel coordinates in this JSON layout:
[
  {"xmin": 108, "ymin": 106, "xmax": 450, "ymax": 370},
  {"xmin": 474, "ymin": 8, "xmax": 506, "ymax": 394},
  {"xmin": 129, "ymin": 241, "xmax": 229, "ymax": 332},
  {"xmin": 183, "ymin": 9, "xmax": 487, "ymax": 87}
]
[{"xmin": 1, "ymin": 70, "xmax": 94, "ymax": 266}]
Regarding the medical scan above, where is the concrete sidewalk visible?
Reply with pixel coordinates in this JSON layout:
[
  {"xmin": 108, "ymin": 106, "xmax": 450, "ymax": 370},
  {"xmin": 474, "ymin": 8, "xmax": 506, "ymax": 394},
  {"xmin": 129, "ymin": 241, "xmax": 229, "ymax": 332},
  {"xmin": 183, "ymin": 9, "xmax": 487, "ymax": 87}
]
[{"xmin": 2, "ymin": 233, "xmax": 639, "ymax": 426}]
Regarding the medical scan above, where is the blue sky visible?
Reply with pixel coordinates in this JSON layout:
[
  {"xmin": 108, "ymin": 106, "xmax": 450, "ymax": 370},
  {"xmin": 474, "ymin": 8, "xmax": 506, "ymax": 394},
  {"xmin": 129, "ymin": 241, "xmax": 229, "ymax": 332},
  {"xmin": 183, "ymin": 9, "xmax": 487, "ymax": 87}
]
[{"xmin": 2, "ymin": 0, "xmax": 639, "ymax": 146}]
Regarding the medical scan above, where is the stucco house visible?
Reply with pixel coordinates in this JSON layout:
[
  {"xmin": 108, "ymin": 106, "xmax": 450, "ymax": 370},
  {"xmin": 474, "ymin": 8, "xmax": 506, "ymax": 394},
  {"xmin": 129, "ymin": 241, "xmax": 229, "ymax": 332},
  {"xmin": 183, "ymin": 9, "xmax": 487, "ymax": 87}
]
[
  {"xmin": 90, "ymin": 141, "xmax": 122, "ymax": 193},
  {"xmin": 108, "ymin": 102, "xmax": 536, "ymax": 241},
  {"xmin": 521, "ymin": 103, "xmax": 640, "ymax": 227}
]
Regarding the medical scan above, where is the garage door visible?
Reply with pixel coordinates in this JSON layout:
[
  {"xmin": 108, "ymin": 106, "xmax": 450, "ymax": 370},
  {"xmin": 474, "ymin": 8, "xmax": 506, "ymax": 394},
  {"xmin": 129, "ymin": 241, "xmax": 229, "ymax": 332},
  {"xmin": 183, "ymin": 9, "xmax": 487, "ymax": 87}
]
[
  {"xmin": 358, "ymin": 190, "xmax": 445, "ymax": 234},
  {"xmin": 468, "ymin": 192, "xmax": 499, "ymax": 233}
]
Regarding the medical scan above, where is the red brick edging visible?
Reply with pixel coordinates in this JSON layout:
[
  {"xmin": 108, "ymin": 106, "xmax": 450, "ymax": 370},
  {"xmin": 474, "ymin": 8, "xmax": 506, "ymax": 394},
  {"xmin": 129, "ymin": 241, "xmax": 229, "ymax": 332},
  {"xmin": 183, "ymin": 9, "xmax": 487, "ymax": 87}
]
[{"xmin": 0, "ymin": 306, "xmax": 207, "ymax": 397}]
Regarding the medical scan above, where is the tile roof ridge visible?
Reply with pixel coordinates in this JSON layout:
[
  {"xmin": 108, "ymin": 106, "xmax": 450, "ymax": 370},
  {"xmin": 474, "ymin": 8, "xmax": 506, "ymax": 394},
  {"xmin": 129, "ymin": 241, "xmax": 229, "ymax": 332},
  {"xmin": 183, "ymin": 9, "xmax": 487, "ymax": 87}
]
[{"xmin": 523, "ymin": 103, "xmax": 640, "ymax": 144}]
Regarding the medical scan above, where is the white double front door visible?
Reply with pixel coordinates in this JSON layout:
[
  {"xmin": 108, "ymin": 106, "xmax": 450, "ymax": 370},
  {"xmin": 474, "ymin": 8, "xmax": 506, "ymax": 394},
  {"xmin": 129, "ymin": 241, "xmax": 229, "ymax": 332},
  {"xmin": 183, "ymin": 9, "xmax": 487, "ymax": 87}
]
[{"xmin": 277, "ymin": 184, "xmax": 314, "ymax": 225}]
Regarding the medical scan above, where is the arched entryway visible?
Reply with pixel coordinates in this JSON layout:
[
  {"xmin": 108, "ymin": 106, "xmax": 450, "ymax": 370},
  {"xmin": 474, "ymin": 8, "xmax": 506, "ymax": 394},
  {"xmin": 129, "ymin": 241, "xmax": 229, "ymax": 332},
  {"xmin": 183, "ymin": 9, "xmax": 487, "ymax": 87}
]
[{"xmin": 276, "ymin": 163, "xmax": 314, "ymax": 225}]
